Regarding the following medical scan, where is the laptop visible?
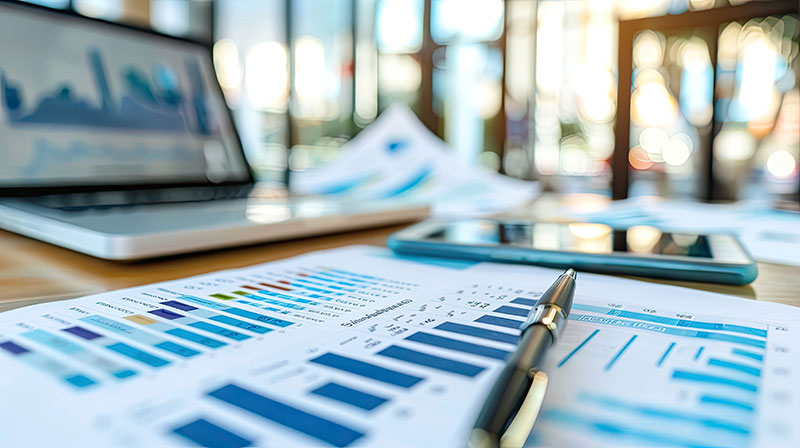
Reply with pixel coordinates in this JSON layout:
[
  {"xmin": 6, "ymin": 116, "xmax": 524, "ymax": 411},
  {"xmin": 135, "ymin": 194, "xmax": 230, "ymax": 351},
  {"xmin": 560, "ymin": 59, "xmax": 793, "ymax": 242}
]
[{"xmin": 0, "ymin": 1, "xmax": 427, "ymax": 260}]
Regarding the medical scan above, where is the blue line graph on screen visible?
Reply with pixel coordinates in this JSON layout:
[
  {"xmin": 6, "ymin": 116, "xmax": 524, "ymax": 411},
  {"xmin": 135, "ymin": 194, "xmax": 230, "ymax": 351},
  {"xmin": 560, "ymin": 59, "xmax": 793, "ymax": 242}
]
[{"xmin": 0, "ymin": 48, "xmax": 213, "ymax": 134}]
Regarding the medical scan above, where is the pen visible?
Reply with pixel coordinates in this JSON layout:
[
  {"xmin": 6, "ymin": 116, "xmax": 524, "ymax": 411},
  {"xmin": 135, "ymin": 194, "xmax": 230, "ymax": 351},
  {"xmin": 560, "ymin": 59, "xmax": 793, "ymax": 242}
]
[{"xmin": 470, "ymin": 268, "xmax": 577, "ymax": 448}]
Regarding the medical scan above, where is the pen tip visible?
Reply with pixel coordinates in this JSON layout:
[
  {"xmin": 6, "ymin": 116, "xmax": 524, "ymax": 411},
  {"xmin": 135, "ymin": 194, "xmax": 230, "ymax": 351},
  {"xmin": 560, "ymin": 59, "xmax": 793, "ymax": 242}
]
[{"xmin": 564, "ymin": 268, "xmax": 577, "ymax": 279}]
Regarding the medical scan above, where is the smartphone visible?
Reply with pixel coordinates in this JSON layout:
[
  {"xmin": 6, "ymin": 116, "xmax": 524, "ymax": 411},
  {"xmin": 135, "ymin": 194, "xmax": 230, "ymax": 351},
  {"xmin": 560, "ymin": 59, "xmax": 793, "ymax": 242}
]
[{"xmin": 388, "ymin": 219, "xmax": 757, "ymax": 285}]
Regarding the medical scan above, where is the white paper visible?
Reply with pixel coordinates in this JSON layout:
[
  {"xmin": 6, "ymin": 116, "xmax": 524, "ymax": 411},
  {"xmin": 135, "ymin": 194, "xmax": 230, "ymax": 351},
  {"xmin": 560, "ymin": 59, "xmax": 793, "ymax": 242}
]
[
  {"xmin": 290, "ymin": 105, "xmax": 540, "ymax": 217},
  {"xmin": 565, "ymin": 196, "xmax": 800, "ymax": 267},
  {"xmin": 0, "ymin": 246, "xmax": 799, "ymax": 447}
]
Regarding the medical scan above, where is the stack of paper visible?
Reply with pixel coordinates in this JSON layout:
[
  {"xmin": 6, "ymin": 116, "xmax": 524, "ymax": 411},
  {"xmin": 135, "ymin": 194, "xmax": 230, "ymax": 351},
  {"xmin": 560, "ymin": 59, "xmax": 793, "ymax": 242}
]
[{"xmin": 290, "ymin": 105, "xmax": 540, "ymax": 217}]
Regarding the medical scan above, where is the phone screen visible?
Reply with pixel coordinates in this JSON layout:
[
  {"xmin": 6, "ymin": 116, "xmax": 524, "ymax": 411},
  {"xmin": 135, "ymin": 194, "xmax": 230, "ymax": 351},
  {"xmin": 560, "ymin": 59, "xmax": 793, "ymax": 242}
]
[{"xmin": 425, "ymin": 221, "xmax": 713, "ymax": 258}]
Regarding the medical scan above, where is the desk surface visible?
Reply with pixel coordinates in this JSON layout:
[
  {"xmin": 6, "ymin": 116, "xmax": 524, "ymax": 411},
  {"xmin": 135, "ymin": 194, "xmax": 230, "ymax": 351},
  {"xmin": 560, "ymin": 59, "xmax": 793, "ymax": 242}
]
[{"xmin": 1, "ymin": 195, "xmax": 798, "ymax": 312}]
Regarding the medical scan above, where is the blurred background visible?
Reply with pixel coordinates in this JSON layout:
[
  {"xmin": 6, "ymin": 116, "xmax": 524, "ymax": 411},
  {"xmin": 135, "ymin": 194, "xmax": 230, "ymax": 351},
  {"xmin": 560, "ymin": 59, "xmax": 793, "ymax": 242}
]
[{"xmin": 21, "ymin": 0, "xmax": 800, "ymax": 203}]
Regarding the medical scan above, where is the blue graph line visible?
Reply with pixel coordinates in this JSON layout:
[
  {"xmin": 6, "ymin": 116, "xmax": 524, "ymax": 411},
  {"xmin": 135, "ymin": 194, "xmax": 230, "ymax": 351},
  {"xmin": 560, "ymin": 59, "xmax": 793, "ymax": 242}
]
[
  {"xmin": 699, "ymin": 395, "xmax": 755, "ymax": 412},
  {"xmin": 557, "ymin": 329, "xmax": 600, "ymax": 367},
  {"xmin": 605, "ymin": 335, "xmax": 637, "ymax": 371},
  {"xmin": 657, "ymin": 342, "xmax": 675, "ymax": 367},
  {"xmin": 731, "ymin": 348, "xmax": 763, "ymax": 363},
  {"xmin": 695, "ymin": 346, "xmax": 705, "ymax": 361},
  {"xmin": 672, "ymin": 370, "xmax": 758, "ymax": 393}
]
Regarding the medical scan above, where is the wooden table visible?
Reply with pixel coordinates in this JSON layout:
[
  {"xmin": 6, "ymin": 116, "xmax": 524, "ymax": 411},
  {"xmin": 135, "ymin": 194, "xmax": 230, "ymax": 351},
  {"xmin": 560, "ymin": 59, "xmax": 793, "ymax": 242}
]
[{"xmin": 1, "ymin": 196, "xmax": 798, "ymax": 312}]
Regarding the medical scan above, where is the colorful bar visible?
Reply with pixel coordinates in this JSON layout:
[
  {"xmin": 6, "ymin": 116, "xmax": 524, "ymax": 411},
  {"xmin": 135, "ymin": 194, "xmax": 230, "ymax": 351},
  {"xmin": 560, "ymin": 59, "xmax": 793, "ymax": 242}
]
[
  {"xmin": 493, "ymin": 305, "xmax": 529, "ymax": 318},
  {"xmin": 405, "ymin": 332, "xmax": 510, "ymax": 360},
  {"xmin": 106, "ymin": 342, "xmax": 171, "ymax": 368},
  {"xmin": 172, "ymin": 418, "xmax": 252, "ymax": 448},
  {"xmin": 80, "ymin": 315, "xmax": 201, "ymax": 358},
  {"xmin": 208, "ymin": 315, "xmax": 272, "ymax": 334},
  {"xmin": 672, "ymin": 370, "xmax": 758, "ymax": 392},
  {"xmin": 605, "ymin": 335, "xmax": 637, "ymax": 371},
  {"xmin": 310, "ymin": 382, "xmax": 388, "ymax": 411},
  {"xmin": 0, "ymin": 340, "xmax": 98, "ymax": 388},
  {"xmin": 244, "ymin": 289, "xmax": 319, "ymax": 305},
  {"xmin": 123, "ymin": 314, "xmax": 227, "ymax": 349},
  {"xmin": 210, "ymin": 293, "xmax": 236, "ymax": 300},
  {"xmin": 63, "ymin": 326, "xmax": 102, "ymax": 340},
  {"xmin": 557, "ymin": 329, "xmax": 600, "ymax": 367},
  {"xmin": 474, "ymin": 315, "xmax": 524, "ymax": 330},
  {"xmin": 434, "ymin": 322, "xmax": 518, "ymax": 345},
  {"xmin": 187, "ymin": 321, "xmax": 250, "ymax": 341},
  {"xmin": 732, "ymin": 348, "xmax": 763, "ymax": 362},
  {"xmin": 257, "ymin": 282, "xmax": 292, "ymax": 292},
  {"xmin": 510, "ymin": 297, "xmax": 537, "ymax": 307},
  {"xmin": 657, "ymin": 342, "xmax": 675, "ymax": 367},
  {"xmin": 22, "ymin": 329, "xmax": 137, "ymax": 379},
  {"xmin": 310, "ymin": 353, "xmax": 423, "ymax": 388},
  {"xmin": 208, "ymin": 383, "xmax": 365, "ymax": 447},
  {"xmin": 162, "ymin": 298, "xmax": 275, "ymax": 334},
  {"xmin": 149, "ymin": 309, "xmax": 183, "ymax": 320},
  {"xmin": 708, "ymin": 358, "xmax": 762, "ymax": 377},
  {"xmin": 377, "ymin": 345, "xmax": 485, "ymax": 377},
  {"xmin": 222, "ymin": 307, "xmax": 294, "ymax": 327}
]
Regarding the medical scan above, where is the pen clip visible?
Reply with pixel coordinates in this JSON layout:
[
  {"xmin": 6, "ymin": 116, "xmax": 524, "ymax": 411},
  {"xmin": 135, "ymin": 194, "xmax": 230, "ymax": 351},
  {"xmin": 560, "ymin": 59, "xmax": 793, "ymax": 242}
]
[{"xmin": 499, "ymin": 369, "xmax": 549, "ymax": 448}]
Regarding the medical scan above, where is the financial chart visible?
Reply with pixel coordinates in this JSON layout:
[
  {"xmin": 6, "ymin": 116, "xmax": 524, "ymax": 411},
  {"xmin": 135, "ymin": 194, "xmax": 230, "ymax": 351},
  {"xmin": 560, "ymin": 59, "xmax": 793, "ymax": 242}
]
[{"xmin": 0, "ymin": 247, "xmax": 797, "ymax": 447}]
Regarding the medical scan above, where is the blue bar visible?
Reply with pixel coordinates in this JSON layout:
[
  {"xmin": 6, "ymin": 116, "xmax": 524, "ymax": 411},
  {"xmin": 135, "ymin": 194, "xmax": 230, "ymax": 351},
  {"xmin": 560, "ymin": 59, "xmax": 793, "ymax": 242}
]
[
  {"xmin": 377, "ymin": 345, "xmax": 485, "ymax": 377},
  {"xmin": 223, "ymin": 307, "xmax": 294, "ymax": 327},
  {"xmin": 732, "ymin": 348, "xmax": 763, "ymax": 362},
  {"xmin": 605, "ymin": 335, "xmax": 637, "ymax": 371},
  {"xmin": 657, "ymin": 342, "xmax": 675, "ymax": 367},
  {"xmin": 310, "ymin": 353, "xmax": 423, "ymax": 388},
  {"xmin": 510, "ymin": 297, "xmax": 536, "ymax": 307},
  {"xmin": 557, "ymin": 329, "xmax": 600, "ymax": 367},
  {"xmin": 311, "ymin": 382, "xmax": 388, "ymax": 411},
  {"xmin": 474, "ymin": 315, "xmax": 524, "ymax": 329},
  {"xmin": 435, "ymin": 322, "xmax": 518, "ymax": 345},
  {"xmin": 493, "ymin": 305, "xmax": 529, "ymax": 317},
  {"xmin": 208, "ymin": 383, "xmax": 365, "ymax": 447},
  {"xmin": 155, "ymin": 341, "xmax": 200, "ymax": 358},
  {"xmin": 405, "ymin": 332, "xmax": 510, "ymax": 360},
  {"xmin": 570, "ymin": 314, "xmax": 766, "ymax": 348},
  {"xmin": 64, "ymin": 374, "xmax": 97, "ymax": 388},
  {"xmin": 699, "ymin": 395, "xmax": 755, "ymax": 412},
  {"xmin": 209, "ymin": 315, "xmax": 272, "ymax": 334},
  {"xmin": 172, "ymin": 418, "xmax": 252, "ymax": 448},
  {"xmin": 672, "ymin": 370, "xmax": 758, "ymax": 392},
  {"xmin": 574, "ymin": 304, "xmax": 767, "ymax": 337},
  {"xmin": 695, "ymin": 346, "xmax": 705, "ymax": 361},
  {"xmin": 165, "ymin": 328, "xmax": 226, "ymax": 349},
  {"xmin": 106, "ymin": 342, "xmax": 170, "ymax": 368},
  {"xmin": 708, "ymin": 358, "xmax": 761, "ymax": 377},
  {"xmin": 188, "ymin": 321, "xmax": 250, "ymax": 341}
]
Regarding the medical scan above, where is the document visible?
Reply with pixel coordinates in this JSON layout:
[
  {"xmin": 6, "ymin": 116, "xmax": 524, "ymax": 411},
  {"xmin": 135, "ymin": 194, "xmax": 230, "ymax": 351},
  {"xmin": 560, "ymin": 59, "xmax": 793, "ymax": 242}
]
[
  {"xmin": 290, "ymin": 105, "xmax": 540, "ymax": 217},
  {"xmin": 1, "ymin": 246, "xmax": 799, "ymax": 447}
]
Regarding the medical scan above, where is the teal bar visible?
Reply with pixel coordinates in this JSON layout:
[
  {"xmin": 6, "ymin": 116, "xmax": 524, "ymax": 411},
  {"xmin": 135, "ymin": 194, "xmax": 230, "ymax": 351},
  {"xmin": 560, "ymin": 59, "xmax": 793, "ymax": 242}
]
[
  {"xmin": 209, "ymin": 315, "xmax": 271, "ymax": 334},
  {"xmin": 708, "ymin": 358, "xmax": 761, "ymax": 377},
  {"xmin": 672, "ymin": 370, "xmax": 757, "ymax": 392},
  {"xmin": 106, "ymin": 342, "xmax": 170, "ymax": 368},
  {"xmin": 732, "ymin": 348, "xmax": 763, "ymax": 362},
  {"xmin": 188, "ymin": 321, "xmax": 250, "ymax": 341},
  {"xmin": 165, "ymin": 328, "xmax": 226, "ymax": 348},
  {"xmin": 155, "ymin": 341, "xmax": 201, "ymax": 358}
]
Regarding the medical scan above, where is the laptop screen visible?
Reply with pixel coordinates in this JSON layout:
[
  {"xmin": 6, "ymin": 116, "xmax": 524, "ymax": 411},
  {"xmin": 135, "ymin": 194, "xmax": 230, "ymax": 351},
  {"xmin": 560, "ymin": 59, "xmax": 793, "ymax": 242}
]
[{"xmin": 0, "ymin": 3, "xmax": 251, "ymax": 190}]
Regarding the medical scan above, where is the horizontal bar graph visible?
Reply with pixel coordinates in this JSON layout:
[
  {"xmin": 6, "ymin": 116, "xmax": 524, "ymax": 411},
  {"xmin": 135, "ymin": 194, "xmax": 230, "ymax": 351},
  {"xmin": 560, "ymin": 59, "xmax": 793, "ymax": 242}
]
[
  {"xmin": 123, "ymin": 314, "xmax": 227, "ymax": 349},
  {"xmin": 376, "ymin": 345, "xmax": 485, "ymax": 377},
  {"xmin": 310, "ymin": 352, "xmax": 423, "ymax": 388},
  {"xmin": 0, "ymin": 340, "xmax": 98, "ymax": 388},
  {"xmin": 310, "ymin": 382, "xmax": 388, "ymax": 411},
  {"xmin": 405, "ymin": 332, "xmax": 510, "ymax": 360},
  {"xmin": 208, "ymin": 383, "xmax": 365, "ymax": 447},
  {"xmin": 159, "ymin": 299, "xmax": 277, "ymax": 334},
  {"xmin": 172, "ymin": 418, "xmax": 252, "ymax": 448},
  {"xmin": 493, "ymin": 305, "xmax": 530, "ymax": 317},
  {"xmin": 510, "ymin": 297, "xmax": 537, "ymax": 307}
]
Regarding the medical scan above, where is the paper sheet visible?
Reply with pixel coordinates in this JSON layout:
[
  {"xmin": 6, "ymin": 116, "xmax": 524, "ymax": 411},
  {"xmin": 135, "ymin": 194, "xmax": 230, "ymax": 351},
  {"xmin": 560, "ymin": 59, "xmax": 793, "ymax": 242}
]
[
  {"xmin": 290, "ymin": 105, "xmax": 540, "ymax": 217},
  {"xmin": 566, "ymin": 197, "xmax": 800, "ymax": 267},
  {"xmin": 1, "ymin": 246, "xmax": 799, "ymax": 447}
]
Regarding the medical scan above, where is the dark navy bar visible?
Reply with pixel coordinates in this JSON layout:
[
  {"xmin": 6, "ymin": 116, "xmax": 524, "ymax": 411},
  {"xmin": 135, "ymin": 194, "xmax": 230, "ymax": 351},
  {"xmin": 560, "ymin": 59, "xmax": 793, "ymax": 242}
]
[
  {"xmin": 377, "ymin": 345, "xmax": 485, "ymax": 377},
  {"xmin": 161, "ymin": 300, "xmax": 198, "ymax": 311},
  {"xmin": 311, "ymin": 382, "xmax": 388, "ymax": 411},
  {"xmin": 493, "ymin": 305, "xmax": 530, "ymax": 317},
  {"xmin": 310, "ymin": 353, "xmax": 423, "ymax": 388},
  {"xmin": 0, "ymin": 341, "xmax": 29, "ymax": 355},
  {"xmin": 149, "ymin": 309, "xmax": 183, "ymax": 320},
  {"xmin": 208, "ymin": 383, "xmax": 364, "ymax": 447},
  {"xmin": 435, "ymin": 322, "xmax": 519, "ymax": 345},
  {"xmin": 62, "ymin": 326, "xmax": 102, "ymax": 340},
  {"xmin": 405, "ymin": 332, "xmax": 509, "ymax": 360},
  {"xmin": 510, "ymin": 297, "xmax": 537, "ymax": 307},
  {"xmin": 475, "ymin": 315, "xmax": 524, "ymax": 329},
  {"xmin": 172, "ymin": 418, "xmax": 252, "ymax": 448}
]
